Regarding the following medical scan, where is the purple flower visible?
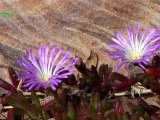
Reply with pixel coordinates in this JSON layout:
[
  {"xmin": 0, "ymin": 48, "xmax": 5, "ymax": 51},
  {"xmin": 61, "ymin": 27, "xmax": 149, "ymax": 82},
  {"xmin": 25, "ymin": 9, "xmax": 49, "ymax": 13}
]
[
  {"xmin": 108, "ymin": 24, "xmax": 160, "ymax": 69},
  {"xmin": 17, "ymin": 43, "xmax": 77, "ymax": 91}
]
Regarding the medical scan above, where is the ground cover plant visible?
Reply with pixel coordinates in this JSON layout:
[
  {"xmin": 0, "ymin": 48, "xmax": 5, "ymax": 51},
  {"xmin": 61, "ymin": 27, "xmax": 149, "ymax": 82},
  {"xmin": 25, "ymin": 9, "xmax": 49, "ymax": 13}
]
[{"xmin": 0, "ymin": 24, "xmax": 160, "ymax": 120}]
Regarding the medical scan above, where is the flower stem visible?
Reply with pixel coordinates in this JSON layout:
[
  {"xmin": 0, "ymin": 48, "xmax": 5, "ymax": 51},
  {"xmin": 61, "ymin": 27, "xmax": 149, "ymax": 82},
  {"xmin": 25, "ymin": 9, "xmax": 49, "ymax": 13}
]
[{"xmin": 51, "ymin": 91, "xmax": 62, "ymax": 109}]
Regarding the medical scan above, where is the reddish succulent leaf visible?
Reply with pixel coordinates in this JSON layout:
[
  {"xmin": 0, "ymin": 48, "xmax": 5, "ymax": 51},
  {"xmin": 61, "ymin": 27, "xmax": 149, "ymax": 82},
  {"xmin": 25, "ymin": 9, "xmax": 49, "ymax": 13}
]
[
  {"xmin": 105, "ymin": 111, "xmax": 118, "ymax": 120},
  {"xmin": 99, "ymin": 64, "xmax": 112, "ymax": 89},
  {"xmin": 8, "ymin": 91, "xmax": 38, "ymax": 115},
  {"xmin": 78, "ymin": 78, "xmax": 87, "ymax": 90},
  {"xmin": 131, "ymin": 112, "xmax": 140, "ymax": 120},
  {"xmin": 0, "ymin": 78, "xmax": 16, "ymax": 92},
  {"xmin": 111, "ymin": 83, "xmax": 127, "ymax": 92},
  {"xmin": 138, "ymin": 98, "xmax": 159, "ymax": 115},
  {"xmin": 54, "ymin": 111, "xmax": 64, "ymax": 120},
  {"xmin": 151, "ymin": 55, "xmax": 160, "ymax": 68},
  {"xmin": 138, "ymin": 98, "xmax": 150, "ymax": 110},
  {"xmin": 113, "ymin": 99, "xmax": 124, "ymax": 116},
  {"xmin": 144, "ymin": 113, "xmax": 151, "ymax": 120},
  {"xmin": 151, "ymin": 114, "xmax": 160, "ymax": 120},
  {"xmin": 109, "ymin": 72, "xmax": 136, "ymax": 92},
  {"xmin": 42, "ymin": 100, "xmax": 55, "ymax": 111},
  {"xmin": 51, "ymin": 111, "xmax": 55, "ymax": 119},
  {"xmin": 76, "ymin": 56, "xmax": 100, "ymax": 88},
  {"xmin": 77, "ymin": 101, "xmax": 91, "ymax": 119},
  {"xmin": 60, "ymin": 89, "xmax": 69, "ymax": 111},
  {"xmin": 123, "ymin": 112, "xmax": 131, "ymax": 120},
  {"xmin": 110, "ymin": 72, "xmax": 128, "ymax": 82},
  {"xmin": 7, "ymin": 108, "xmax": 15, "ymax": 120},
  {"xmin": 77, "ymin": 116, "xmax": 92, "ymax": 120},
  {"xmin": 150, "ymin": 80, "xmax": 160, "ymax": 94},
  {"xmin": 99, "ymin": 64, "xmax": 107, "ymax": 81},
  {"xmin": 87, "ymin": 65, "xmax": 100, "ymax": 87},
  {"xmin": 75, "ymin": 57, "xmax": 87, "ymax": 74},
  {"xmin": 59, "ymin": 69, "xmax": 77, "ymax": 86},
  {"xmin": 99, "ymin": 64, "xmax": 112, "ymax": 81},
  {"xmin": 8, "ymin": 67, "xmax": 19, "ymax": 87},
  {"xmin": 63, "ymin": 74, "xmax": 77, "ymax": 86},
  {"xmin": 144, "ymin": 68, "xmax": 160, "ymax": 77},
  {"xmin": 111, "ymin": 77, "xmax": 136, "ymax": 92},
  {"xmin": 100, "ymin": 83, "xmax": 111, "ymax": 92},
  {"xmin": 83, "ymin": 116, "xmax": 92, "ymax": 120},
  {"xmin": 97, "ymin": 103, "xmax": 104, "ymax": 120},
  {"xmin": 15, "ymin": 98, "xmax": 36, "ymax": 112},
  {"xmin": 149, "ymin": 105, "xmax": 160, "ymax": 114},
  {"xmin": 0, "ymin": 92, "xmax": 11, "ymax": 105}
]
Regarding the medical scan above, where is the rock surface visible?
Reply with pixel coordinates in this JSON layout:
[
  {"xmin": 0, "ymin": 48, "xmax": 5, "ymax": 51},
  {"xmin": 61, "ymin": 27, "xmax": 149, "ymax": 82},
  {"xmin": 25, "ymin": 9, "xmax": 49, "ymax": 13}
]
[{"xmin": 0, "ymin": 0, "xmax": 160, "ymax": 82}]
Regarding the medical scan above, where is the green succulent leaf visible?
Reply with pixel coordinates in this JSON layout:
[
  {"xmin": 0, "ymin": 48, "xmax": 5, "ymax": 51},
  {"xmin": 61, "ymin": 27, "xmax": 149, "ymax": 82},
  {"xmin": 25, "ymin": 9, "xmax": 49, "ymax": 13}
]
[
  {"xmin": 67, "ymin": 102, "xmax": 76, "ymax": 120},
  {"xmin": 91, "ymin": 93, "xmax": 100, "ymax": 111},
  {"xmin": 26, "ymin": 111, "xmax": 39, "ymax": 119},
  {"xmin": 8, "ymin": 97, "xmax": 25, "ymax": 110},
  {"xmin": 31, "ymin": 91, "xmax": 41, "ymax": 107},
  {"xmin": 42, "ymin": 111, "xmax": 50, "ymax": 120},
  {"xmin": 31, "ymin": 91, "xmax": 42, "ymax": 114}
]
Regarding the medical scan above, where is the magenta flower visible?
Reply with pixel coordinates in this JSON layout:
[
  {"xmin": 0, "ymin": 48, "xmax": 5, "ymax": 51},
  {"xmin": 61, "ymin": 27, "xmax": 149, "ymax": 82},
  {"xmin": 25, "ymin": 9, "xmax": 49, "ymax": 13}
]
[
  {"xmin": 108, "ymin": 24, "xmax": 160, "ymax": 69},
  {"xmin": 17, "ymin": 43, "xmax": 77, "ymax": 91}
]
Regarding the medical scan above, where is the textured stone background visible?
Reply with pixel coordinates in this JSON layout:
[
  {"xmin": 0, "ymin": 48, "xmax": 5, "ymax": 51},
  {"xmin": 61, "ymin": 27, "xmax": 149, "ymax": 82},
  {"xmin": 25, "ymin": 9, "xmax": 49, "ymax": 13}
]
[{"xmin": 0, "ymin": 0, "xmax": 160, "ymax": 82}]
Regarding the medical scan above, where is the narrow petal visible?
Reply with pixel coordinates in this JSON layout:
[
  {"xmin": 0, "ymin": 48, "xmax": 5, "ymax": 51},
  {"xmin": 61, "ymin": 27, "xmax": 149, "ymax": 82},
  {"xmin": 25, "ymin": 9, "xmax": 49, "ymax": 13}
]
[
  {"xmin": 17, "ymin": 43, "xmax": 76, "ymax": 91},
  {"xmin": 107, "ymin": 24, "xmax": 160, "ymax": 69}
]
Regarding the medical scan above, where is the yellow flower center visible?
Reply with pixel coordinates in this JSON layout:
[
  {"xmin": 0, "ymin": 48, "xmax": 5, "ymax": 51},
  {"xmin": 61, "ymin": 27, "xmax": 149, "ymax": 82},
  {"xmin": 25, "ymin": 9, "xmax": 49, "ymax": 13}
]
[
  {"xmin": 42, "ymin": 75, "xmax": 50, "ymax": 81},
  {"xmin": 132, "ymin": 53, "xmax": 141, "ymax": 59}
]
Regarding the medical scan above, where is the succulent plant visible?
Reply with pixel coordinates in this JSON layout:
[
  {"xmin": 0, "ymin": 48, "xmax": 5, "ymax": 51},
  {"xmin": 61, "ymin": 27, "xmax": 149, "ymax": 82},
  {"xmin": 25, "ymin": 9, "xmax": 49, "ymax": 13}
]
[{"xmin": 0, "ymin": 24, "xmax": 160, "ymax": 119}]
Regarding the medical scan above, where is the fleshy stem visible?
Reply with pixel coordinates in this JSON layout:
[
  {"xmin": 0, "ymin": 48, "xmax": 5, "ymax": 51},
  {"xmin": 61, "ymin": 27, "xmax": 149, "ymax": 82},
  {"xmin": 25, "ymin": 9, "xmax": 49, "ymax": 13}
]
[{"xmin": 50, "ymin": 91, "xmax": 62, "ymax": 109}]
